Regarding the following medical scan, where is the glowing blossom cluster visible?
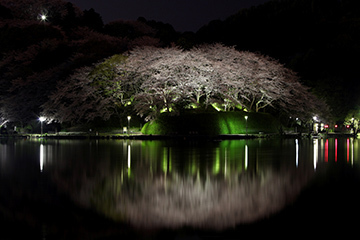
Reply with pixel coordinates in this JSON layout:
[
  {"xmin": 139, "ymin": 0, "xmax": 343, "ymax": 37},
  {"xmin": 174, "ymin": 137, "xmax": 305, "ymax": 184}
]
[{"xmin": 42, "ymin": 44, "xmax": 328, "ymax": 123}]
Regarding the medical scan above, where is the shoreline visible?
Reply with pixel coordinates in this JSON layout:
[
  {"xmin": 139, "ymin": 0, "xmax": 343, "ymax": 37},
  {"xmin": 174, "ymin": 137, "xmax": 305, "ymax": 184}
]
[{"xmin": 0, "ymin": 132, "xmax": 357, "ymax": 140}]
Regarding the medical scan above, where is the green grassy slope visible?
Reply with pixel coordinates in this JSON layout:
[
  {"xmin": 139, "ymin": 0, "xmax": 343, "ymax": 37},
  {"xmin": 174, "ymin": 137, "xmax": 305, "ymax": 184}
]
[{"xmin": 142, "ymin": 111, "xmax": 281, "ymax": 135}]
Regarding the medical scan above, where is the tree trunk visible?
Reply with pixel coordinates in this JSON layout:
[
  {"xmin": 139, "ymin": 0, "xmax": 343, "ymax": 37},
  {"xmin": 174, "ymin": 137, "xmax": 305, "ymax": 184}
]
[{"xmin": 250, "ymin": 97, "xmax": 255, "ymax": 111}]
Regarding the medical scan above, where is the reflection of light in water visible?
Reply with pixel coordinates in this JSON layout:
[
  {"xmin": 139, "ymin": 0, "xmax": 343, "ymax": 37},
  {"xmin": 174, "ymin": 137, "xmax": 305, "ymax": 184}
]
[
  {"xmin": 351, "ymin": 138, "xmax": 354, "ymax": 165},
  {"xmin": 0, "ymin": 144, "xmax": 7, "ymax": 170},
  {"xmin": 224, "ymin": 148, "xmax": 227, "ymax": 176},
  {"xmin": 345, "ymin": 138, "xmax": 355, "ymax": 165},
  {"xmin": 50, "ymin": 139, "xmax": 315, "ymax": 230},
  {"xmin": 335, "ymin": 138, "xmax": 338, "ymax": 162},
  {"xmin": 325, "ymin": 139, "xmax": 329, "ymax": 162},
  {"xmin": 295, "ymin": 139, "xmax": 299, "ymax": 167},
  {"xmin": 40, "ymin": 144, "xmax": 44, "ymax": 172},
  {"xmin": 347, "ymin": 138, "xmax": 350, "ymax": 162},
  {"xmin": 127, "ymin": 144, "xmax": 131, "ymax": 177},
  {"xmin": 245, "ymin": 145, "xmax": 248, "ymax": 170},
  {"xmin": 162, "ymin": 147, "xmax": 172, "ymax": 174},
  {"xmin": 127, "ymin": 144, "xmax": 131, "ymax": 168},
  {"xmin": 213, "ymin": 148, "xmax": 220, "ymax": 174},
  {"xmin": 163, "ymin": 149, "xmax": 167, "ymax": 173},
  {"xmin": 313, "ymin": 139, "xmax": 318, "ymax": 170}
]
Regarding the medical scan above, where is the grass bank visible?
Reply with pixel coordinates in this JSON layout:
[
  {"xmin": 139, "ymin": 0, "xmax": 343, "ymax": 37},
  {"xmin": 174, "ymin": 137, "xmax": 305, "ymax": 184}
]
[{"xmin": 142, "ymin": 111, "xmax": 282, "ymax": 136}]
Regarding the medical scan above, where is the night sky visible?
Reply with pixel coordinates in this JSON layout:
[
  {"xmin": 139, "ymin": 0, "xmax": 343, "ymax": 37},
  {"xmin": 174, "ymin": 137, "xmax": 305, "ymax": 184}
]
[{"xmin": 68, "ymin": 0, "xmax": 271, "ymax": 32}]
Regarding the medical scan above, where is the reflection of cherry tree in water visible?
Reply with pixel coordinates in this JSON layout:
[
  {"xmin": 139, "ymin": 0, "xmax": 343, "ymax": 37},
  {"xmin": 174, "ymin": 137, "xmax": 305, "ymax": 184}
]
[
  {"xmin": 51, "ymin": 143, "xmax": 313, "ymax": 229},
  {"xmin": 113, "ymin": 169, "xmax": 311, "ymax": 229}
]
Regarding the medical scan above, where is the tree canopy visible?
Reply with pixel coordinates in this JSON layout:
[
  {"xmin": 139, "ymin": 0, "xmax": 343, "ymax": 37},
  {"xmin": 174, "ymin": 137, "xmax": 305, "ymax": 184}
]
[{"xmin": 42, "ymin": 44, "xmax": 329, "ymax": 123}]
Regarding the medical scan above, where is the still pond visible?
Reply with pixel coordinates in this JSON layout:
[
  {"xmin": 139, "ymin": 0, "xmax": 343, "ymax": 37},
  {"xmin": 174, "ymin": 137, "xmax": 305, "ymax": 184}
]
[{"xmin": 1, "ymin": 137, "xmax": 360, "ymax": 239}]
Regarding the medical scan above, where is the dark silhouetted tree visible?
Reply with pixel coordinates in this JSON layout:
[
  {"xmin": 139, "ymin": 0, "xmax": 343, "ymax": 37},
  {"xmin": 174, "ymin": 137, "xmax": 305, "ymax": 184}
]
[
  {"xmin": 42, "ymin": 55, "xmax": 128, "ymax": 123},
  {"xmin": 82, "ymin": 8, "xmax": 104, "ymax": 31}
]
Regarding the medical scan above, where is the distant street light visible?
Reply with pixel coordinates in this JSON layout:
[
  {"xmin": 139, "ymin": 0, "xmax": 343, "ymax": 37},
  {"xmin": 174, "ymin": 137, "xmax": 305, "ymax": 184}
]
[
  {"xmin": 38, "ymin": 11, "xmax": 48, "ymax": 23},
  {"xmin": 244, "ymin": 116, "xmax": 248, "ymax": 135},
  {"xmin": 312, "ymin": 116, "xmax": 318, "ymax": 133},
  {"xmin": 39, "ymin": 116, "xmax": 46, "ymax": 135},
  {"xmin": 127, "ymin": 116, "xmax": 131, "ymax": 134}
]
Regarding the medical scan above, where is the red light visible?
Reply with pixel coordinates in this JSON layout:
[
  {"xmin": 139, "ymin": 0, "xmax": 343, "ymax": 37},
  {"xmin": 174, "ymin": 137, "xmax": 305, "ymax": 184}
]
[
  {"xmin": 346, "ymin": 125, "xmax": 350, "ymax": 128},
  {"xmin": 324, "ymin": 124, "xmax": 329, "ymax": 128},
  {"xmin": 335, "ymin": 125, "xmax": 338, "ymax": 128}
]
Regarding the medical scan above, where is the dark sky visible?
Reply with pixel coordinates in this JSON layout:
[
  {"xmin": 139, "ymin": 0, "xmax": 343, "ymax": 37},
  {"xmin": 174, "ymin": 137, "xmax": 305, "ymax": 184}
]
[{"xmin": 68, "ymin": 0, "xmax": 271, "ymax": 32}]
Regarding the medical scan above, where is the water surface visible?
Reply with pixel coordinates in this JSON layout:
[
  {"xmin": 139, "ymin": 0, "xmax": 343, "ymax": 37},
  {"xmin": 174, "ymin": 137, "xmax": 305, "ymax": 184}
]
[{"xmin": 1, "ymin": 138, "xmax": 359, "ymax": 238}]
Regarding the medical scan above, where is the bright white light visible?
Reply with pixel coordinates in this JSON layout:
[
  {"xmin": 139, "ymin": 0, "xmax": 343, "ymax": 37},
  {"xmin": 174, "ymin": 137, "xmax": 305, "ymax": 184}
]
[
  {"xmin": 39, "ymin": 116, "xmax": 46, "ymax": 122},
  {"xmin": 38, "ymin": 9, "xmax": 48, "ymax": 22},
  {"xmin": 244, "ymin": 116, "xmax": 248, "ymax": 120}
]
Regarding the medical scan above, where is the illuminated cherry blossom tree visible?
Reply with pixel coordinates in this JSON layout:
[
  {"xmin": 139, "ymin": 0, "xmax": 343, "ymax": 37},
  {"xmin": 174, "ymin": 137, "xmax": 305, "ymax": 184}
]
[
  {"xmin": 41, "ymin": 44, "xmax": 328, "ymax": 124},
  {"xmin": 124, "ymin": 46, "xmax": 219, "ymax": 120},
  {"xmin": 125, "ymin": 44, "xmax": 328, "ymax": 121}
]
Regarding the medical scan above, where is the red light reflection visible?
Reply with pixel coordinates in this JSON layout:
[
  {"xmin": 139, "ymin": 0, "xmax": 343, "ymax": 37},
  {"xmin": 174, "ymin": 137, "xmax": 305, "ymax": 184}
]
[
  {"xmin": 325, "ymin": 139, "xmax": 328, "ymax": 162},
  {"xmin": 335, "ymin": 139, "xmax": 338, "ymax": 162}
]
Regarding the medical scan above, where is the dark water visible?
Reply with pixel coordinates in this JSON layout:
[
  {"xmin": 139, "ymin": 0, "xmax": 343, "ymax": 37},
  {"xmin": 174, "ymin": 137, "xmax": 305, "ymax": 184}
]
[{"xmin": 1, "ymin": 137, "xmax": 360, "ymax": 239}]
